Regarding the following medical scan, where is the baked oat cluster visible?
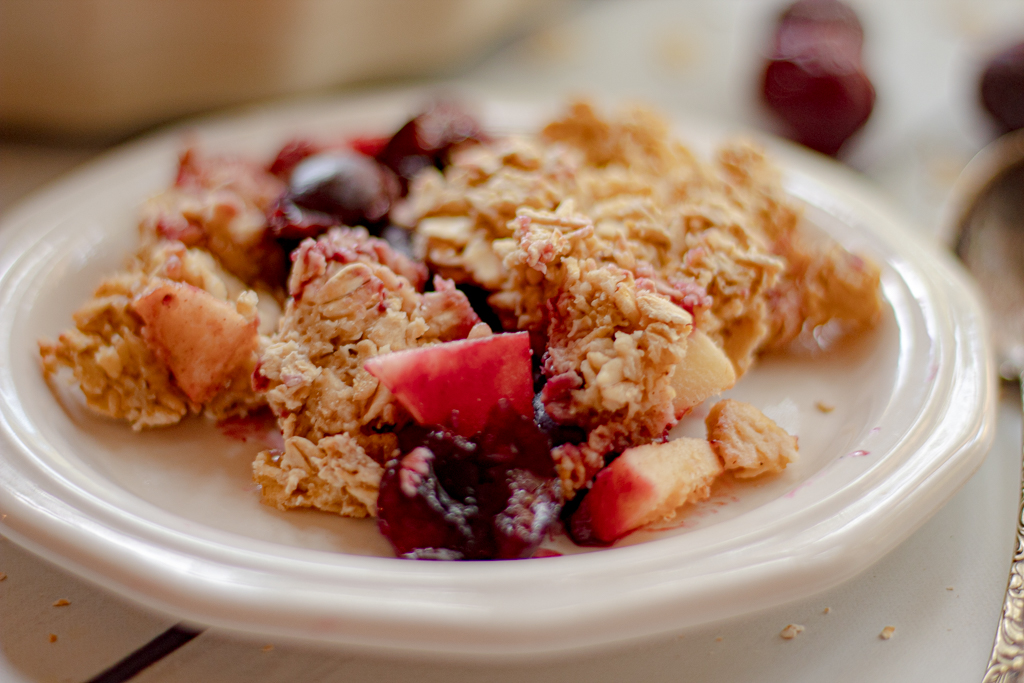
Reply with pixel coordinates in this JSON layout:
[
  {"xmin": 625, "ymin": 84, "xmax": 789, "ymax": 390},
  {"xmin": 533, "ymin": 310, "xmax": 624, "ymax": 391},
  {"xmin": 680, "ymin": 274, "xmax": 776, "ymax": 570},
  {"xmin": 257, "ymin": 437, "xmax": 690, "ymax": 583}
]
[
  {"xmin": 251, "ymin": 227, "xmax": 485, "ymax": 517},
  {"xmin": 39, "ymin": 99, "xmax": 882, "ymax": 558},
  {"xmin": 39, "ymin": 239, "xmax": 270, "ymax": 429}
]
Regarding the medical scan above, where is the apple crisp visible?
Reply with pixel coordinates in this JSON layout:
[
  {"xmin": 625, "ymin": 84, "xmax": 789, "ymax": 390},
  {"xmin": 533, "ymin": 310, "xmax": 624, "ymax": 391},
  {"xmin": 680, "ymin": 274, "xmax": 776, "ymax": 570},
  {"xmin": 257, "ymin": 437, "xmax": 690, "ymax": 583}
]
[{"xmin": 38, "ymin": 98, "xmax": 883, "ymax": 554}]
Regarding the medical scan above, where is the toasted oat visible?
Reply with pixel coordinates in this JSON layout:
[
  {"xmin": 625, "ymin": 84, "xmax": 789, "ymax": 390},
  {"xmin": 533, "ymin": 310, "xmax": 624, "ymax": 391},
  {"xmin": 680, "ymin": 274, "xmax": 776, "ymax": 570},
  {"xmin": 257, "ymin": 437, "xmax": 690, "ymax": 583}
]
[
  {"xmin": 492, "ymin": 203, "xmax": 735, "ymax": 496},
  {"xmin": 404, "ymin": 101, "xmax": 881, "ymax": 378},
  {"xmin": 542, "ymin": 260, "xmax": 693, "ymax": 493},
  {"xmin": 405, "ymin": 103, "xmax": 793, "ymax": 375},
  {"xmin": 780, "ymin": 623, "xmax": 804, "ymax": 639},
  {"xmin": 253, "ymin": 434, "xmax": 383, "ymax": 517},
  {"xmin": 706, "ymin": 399, "xmax": 798, "ymax": 478},
  {"xmin": 139, "ymin": 149, "xmax": 286, "ymax": 286},
  {"xmin": 880, "ymin": 625, "xmax": 896, "ymax": 640},
  {"xmin": 762, "ymin": 242, "xmax": 882, "ymax": 351},
  {"xmin": 253, "ymin": 228, "xmax": 482, "ymax": 514},
  {"xmin": 815, "ymin": 401, "xmax": 835, "ymax": 413},
  {"xmin": 39, "ymin": 240, "xmax": 270, "ymax": 429}
]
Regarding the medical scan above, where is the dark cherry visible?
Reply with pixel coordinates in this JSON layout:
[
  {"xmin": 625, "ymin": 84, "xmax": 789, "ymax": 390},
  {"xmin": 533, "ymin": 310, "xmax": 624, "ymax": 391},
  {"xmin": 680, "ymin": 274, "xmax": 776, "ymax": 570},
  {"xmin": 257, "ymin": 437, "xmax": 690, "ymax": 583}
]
[
  {"xmin": 266, "ymin": 196, "xmax": 339, "ymax": 240},
  {"xmin": 454, "ymin": 283, "xmax": 504, "ymax": 334},
  {"xmin": 762, "ymin": 0, "xmax": 875, "ymax": 156},
  {"xmin": 981, "ymin": 42, "xmax": 1024, "ymax": 133},
  {"xmin": 348, "ymin": 135, "xmax": 391, "ymax": 159},
  {"xmin": 533, "ymin": 394, "xmax": 586, "ymax": 448},
  {"xmin": 377, "ymin": 101, "xmax": 483, "ymax": 188},
  {"xmin": 267, "ymin": 139, "xmax": 321, "ymax": 179},
  {"xmin": 288, "ymin": 151, "xmax": 399, "ymax": 228},
  {"xmin": 377, "ymin": 401, "xmax": 561, "ymax": 560}
]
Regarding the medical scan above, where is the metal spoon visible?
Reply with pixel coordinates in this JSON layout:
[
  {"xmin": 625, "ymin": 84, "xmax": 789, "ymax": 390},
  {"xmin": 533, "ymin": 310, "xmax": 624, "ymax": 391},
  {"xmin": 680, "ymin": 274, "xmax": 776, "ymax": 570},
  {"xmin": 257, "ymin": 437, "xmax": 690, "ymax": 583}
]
[{"xmin": 951, "ymin": 128, "xmax": 1024, "ymax": 682}]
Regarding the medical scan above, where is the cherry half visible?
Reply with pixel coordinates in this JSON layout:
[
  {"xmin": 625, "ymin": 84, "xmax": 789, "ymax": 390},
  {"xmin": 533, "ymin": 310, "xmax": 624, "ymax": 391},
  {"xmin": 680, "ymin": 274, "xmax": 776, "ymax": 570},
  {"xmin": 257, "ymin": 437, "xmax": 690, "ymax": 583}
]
[
  {"xmin": 981, "ymin": 41, "xmax": 1024, "ymax": 134},
  {"xmin": 377, "ymin": 401, "xmax": 562, "ymax": 560},
  {"xmin": 377, "ymin": 101, "xmax": 483, "ymax": 189},
  {"xmin": 762, "ymin": 0, "xmax": 875, "ymax": 156}
]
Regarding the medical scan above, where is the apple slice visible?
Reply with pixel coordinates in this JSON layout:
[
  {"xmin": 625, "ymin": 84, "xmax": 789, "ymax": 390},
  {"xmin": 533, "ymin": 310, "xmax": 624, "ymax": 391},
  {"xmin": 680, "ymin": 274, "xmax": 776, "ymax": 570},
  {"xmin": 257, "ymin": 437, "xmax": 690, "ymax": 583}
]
[
  {"xmin": 576, "ymin": 437, "xmax": 723, "ymax": 543},
  {"xmin": 363, "ymin": 331, "xmax": 533, "ymax": 437},
  {"xmin": 670, "ymin": 329, "xmax": 736, "ymax": 415},
  {"xmin": 132, "ymin": 281, "xmax": 258, "ymax": 404}
]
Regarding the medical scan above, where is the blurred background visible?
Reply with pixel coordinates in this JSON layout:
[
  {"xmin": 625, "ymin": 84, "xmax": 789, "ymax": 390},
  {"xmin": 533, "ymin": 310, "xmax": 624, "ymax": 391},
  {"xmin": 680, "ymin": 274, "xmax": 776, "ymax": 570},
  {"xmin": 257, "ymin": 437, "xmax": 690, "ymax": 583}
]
[{"xmin": 3, "ymin": 0, "xmax": 1024, "ymax": 236}]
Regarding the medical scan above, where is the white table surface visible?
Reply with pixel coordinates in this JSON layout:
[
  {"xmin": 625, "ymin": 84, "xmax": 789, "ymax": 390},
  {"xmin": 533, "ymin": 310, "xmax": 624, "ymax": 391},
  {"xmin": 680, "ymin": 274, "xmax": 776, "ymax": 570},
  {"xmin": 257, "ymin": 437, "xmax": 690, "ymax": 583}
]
[{"xmin": 2, "ymin": 1, "xmax": 1023, "ymax": 681}]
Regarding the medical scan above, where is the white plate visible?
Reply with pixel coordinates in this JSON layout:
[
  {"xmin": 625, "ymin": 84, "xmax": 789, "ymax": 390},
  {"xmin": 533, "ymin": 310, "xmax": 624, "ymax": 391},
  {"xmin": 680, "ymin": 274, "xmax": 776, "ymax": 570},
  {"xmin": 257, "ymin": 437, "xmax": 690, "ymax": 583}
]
[{"xmin": 0, "ymin": 88, "xmax": 996, "ymax": 658}]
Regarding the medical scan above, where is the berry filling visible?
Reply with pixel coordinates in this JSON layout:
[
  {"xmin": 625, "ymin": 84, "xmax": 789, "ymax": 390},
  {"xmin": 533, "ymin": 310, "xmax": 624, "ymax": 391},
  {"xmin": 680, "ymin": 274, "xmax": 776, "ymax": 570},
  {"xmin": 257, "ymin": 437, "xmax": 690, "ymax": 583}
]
[
  {"xmin": 266, "ymin": 196, "xmax": 340, "ymax": 240},
  {"xmin": 267, "ymin": 139, "xmax": 321, "ymax": 179},
  {"xmin": 377, "ymin": 401, "xmax": 562, "ymax": 560},
  {"xmin": 533, "ymin": 393, "xmax": 586, "ymax": 448}
]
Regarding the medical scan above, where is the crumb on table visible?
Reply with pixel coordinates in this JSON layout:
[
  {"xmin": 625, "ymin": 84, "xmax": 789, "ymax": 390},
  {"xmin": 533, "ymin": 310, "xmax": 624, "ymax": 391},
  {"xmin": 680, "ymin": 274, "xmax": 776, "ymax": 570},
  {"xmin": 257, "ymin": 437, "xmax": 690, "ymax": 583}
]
[
  {"xmin": 48, "ymin": 634, "xmax": 57, "ymax": 643},
  {"xmin": 880, "ymin": 625, "xmax": 896, "ymax": 640},
  {"xmin": 815, "ymin": 401, "xmax": 834, "ymax": 413},
  {"xmin": 780, "ymin": 623, "xmax": 805, "ymax": 640},
  {"xmin": 52, "ymin": 599, "xmax": 70, "ymax": 607}
]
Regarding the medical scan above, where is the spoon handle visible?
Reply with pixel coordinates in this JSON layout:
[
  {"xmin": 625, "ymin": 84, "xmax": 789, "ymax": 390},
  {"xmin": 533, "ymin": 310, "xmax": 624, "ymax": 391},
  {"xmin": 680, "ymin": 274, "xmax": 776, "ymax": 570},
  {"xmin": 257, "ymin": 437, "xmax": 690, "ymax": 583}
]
[{"xmin": 983, "ymin": 380, "xmax": 1024, "ymax": 683}]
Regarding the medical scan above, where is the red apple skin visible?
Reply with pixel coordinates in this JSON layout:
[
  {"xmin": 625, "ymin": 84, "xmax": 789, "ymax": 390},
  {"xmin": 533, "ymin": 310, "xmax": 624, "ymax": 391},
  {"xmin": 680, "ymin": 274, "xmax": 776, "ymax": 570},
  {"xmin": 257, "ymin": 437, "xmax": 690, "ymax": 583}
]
[
  {"xmin": 581, "ymin": 438, "xmax": 723, "ymax": 543},
  {"xmin": 363, "ymin": 331, "xmax": 533, "ymax": 437},
  {"xmin": 132, "ymin": 281, "xmax": 258, "ymax": 404},
  {"xmin": 586, "ymin": 458, "xmax": 659, "ymax": 542}
]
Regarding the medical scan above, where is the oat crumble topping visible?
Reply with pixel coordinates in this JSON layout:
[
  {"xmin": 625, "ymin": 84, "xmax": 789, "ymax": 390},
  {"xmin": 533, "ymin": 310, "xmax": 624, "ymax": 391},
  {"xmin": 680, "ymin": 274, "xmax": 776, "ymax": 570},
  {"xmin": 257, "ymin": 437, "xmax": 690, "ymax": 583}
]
[
  {"xmin": 39, "ymin": 240, "xmax": 270, "ymax": 429},
  {"xmin": 37, "ymin": 99, "xmax": 884, "ymax": 554},
  {"xmin": 251, "ymin": 227, "xmax": 482, "ymax": 511}
]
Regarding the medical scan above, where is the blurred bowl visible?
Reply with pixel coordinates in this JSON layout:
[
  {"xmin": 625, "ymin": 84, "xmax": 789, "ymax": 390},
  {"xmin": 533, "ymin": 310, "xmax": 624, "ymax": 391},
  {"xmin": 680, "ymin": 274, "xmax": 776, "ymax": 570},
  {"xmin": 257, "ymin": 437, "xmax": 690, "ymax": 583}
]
[{"xmin": 0, "ymin": 0, "xmax": 547, "ymax": 140}]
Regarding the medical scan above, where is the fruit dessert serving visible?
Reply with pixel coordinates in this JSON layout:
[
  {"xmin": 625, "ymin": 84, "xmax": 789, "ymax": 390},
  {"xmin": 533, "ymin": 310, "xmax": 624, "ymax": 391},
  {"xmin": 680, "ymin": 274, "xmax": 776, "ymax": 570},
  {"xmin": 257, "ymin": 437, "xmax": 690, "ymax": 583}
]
[{"xmin": 39, "ymin": 99, "xmax": 883, "ymax": 560}]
